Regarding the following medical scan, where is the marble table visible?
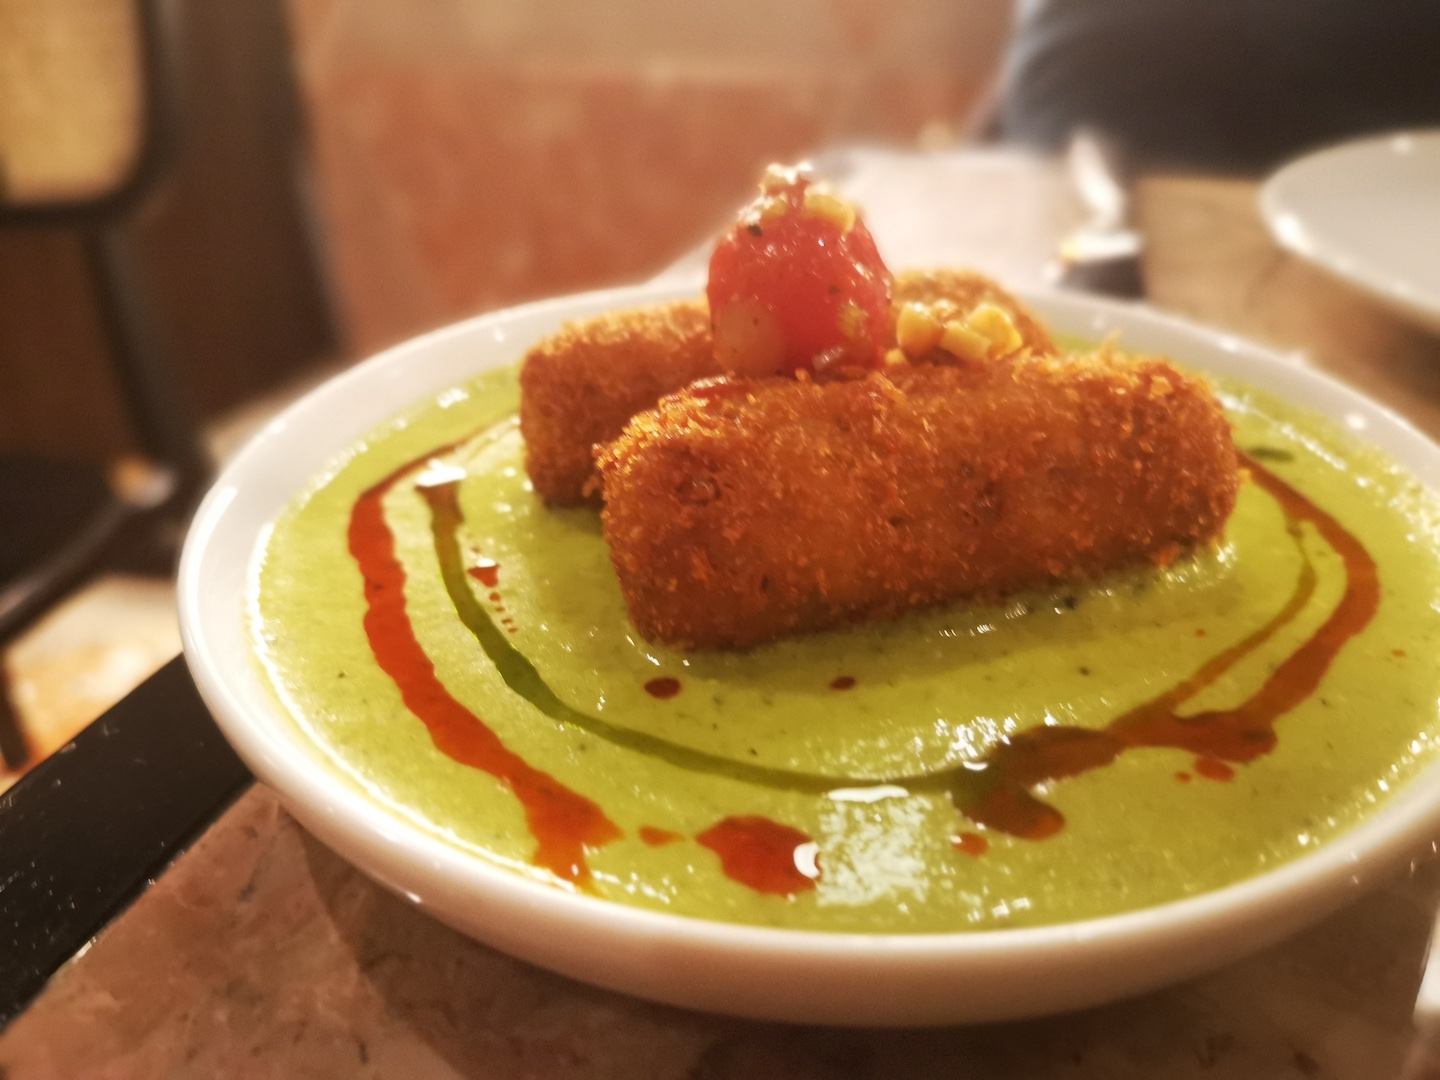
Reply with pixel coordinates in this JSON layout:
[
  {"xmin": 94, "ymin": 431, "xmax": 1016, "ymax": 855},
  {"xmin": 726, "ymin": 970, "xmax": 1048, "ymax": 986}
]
[{"xmin": 5, "ymin": 162, "xmax": 1440, "ymax": 1079}]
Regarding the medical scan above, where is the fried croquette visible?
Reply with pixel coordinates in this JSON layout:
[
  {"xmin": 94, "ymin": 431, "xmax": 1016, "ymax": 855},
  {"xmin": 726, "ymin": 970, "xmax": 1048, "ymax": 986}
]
[
  {"xmin": 520, "ymin": 273, "xmax": 1053, "ymax": 505},
  {"xmin": 596, "ymin": 352, "xmax": 1239, "ymax": 650},
  {"xmin": 520, "ymin": 300, "xmax": 717, "ymax": 504}
]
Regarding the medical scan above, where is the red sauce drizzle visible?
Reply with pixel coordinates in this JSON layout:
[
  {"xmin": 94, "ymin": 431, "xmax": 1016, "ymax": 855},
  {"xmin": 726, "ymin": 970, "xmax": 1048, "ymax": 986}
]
[
  {"xmin": 697, "ymin": 816, "xmax": 819, "ymax": 895},
  {"xmin": 348, "ymin": 456, "xmax": 620, "ymax": 886},
  {"xmin": 953, "ymin": 832, "xmax": 988, "ymax": 857},
  {"xmin": 644, "ymin": 677, "xmax": 683, "ymax": 700},
  {"xmin": 1194, "ymin": 756, "xmax": 1235, "ymax": 782},
  {"xmin": 962, "ymin": 457, "xmax": 1379, "ymax": 839},
  {"xmin": 346, "ymin": 442, "xmax": 1378, "ymax": 892}
]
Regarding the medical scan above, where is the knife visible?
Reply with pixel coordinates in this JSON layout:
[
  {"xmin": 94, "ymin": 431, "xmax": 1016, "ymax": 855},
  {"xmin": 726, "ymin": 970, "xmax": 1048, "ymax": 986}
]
[{"xmin": 0, "ymin": 657, "xmax": 250, "ymax": 1026}]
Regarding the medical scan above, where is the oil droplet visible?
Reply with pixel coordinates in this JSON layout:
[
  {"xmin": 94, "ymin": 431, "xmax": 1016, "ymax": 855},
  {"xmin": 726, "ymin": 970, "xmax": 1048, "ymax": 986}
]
[
  {"xmin": 1194, "ymin": 756, "xmax": 1235, "ymax": 782},
  {"xmin": 468, "ymin": 558, "xmax": 500, "ymax": 588},
  {"xmin": 698, "ymin": 816, "xmax": 819, "ymax": 894},
  {"xmin": 644, "ymin": 677, "xmax": 682, "ymax": 700},
  {"xmin": 953, "ymin": 832, "xmax": 988, "ymax": 857}
]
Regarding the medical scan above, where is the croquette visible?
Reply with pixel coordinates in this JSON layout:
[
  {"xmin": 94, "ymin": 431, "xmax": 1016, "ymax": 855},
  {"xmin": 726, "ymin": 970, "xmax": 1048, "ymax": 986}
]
[
  {"xmin": 596, "ymin": 351, "xmax": 1240, "ymax": 650},
  {"xmin": 519, "ymin": 271, "xmax": 1053, "ymax": 504},
  {"xmin": 520, "ymin": 300, "xmax": 716, "ymax": 504}
]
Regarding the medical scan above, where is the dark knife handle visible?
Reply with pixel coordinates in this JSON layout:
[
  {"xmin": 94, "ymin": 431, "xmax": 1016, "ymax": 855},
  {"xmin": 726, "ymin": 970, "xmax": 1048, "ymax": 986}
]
[{"xmin": 0, "ymin": 656, "xmax": 251, "ymax": 1026}]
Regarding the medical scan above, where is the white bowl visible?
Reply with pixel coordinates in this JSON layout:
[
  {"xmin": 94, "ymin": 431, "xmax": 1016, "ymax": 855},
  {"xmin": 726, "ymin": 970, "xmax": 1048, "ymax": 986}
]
[
  {"xmin": 1262, "ymin": 129, "xmax": 1440, "ymax": 335},
  {"xmin": 179, "ymin": 282, "xmax": 1440, "ymax": 1026}
]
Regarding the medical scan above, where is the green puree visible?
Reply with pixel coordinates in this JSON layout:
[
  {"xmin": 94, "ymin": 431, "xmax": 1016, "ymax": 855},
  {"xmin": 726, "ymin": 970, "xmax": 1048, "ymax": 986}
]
[{"xmin": 255, "ymin": 365, "xmax": 1440, "ymax": 932}]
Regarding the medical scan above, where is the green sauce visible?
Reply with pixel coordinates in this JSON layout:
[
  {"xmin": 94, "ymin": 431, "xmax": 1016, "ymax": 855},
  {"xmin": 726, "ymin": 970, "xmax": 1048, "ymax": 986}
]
[{"xmin": 254, "ymin": 365, "xmax": 1440, "ymax": 931}]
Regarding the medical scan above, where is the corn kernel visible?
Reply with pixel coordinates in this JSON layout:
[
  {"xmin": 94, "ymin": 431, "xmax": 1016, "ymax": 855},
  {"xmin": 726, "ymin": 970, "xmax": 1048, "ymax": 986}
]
[
  {"xmin": 801, "ymin": 187, "xmax": 857, "ymax": 233},
  {"xmin": 965, "ymin": 303, "xmax": 1023, "ymax": 355},
  {"xmin": 884, "ymin": 347, "xmax": 908, "ymax": 367},
  {"xmin": 896, "ymin": 302, "xmax": 944, "ymax": 356},
  {"xmin": 939, "ymin": 319, "xmax": 990, "ymax": 362}
]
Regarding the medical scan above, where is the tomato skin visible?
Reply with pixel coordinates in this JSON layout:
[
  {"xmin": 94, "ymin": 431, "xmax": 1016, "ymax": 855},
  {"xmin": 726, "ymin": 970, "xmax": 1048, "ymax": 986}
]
[{"xmin": 707, "ymin": 175, "xmax": 892, "ymax": 377}]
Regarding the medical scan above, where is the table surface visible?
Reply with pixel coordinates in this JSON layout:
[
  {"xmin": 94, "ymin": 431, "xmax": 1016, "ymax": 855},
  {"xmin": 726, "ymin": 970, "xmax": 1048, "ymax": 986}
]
[{"xmin": 5, "ymin": 158, "xmax": 1440, "ymax": 1079}]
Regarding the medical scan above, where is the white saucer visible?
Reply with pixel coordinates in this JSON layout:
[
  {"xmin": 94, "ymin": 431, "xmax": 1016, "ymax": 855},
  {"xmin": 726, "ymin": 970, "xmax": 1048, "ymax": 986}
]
[{"xmin": 1262, "ymin": 130, "xmax": 1440, "ymax": 335}]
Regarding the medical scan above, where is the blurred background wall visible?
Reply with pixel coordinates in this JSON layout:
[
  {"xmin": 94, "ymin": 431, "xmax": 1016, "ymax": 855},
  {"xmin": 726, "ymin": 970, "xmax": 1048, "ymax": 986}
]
[
  {"xmin": 0, "ymin": 0, "xmax": 334, "ymax": 465},
  {"xmin": 289, "ymin": 0, "xmax": 1009, "ymax": 353},
  {"xmin": 0, "ymin": 0, "xmax": 1008, "ymax": 466}
]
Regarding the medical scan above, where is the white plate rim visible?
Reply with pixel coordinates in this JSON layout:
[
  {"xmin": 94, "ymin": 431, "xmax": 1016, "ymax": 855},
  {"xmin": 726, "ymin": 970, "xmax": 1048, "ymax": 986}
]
[
  {"xmin": 179, "ymin": 279, "xmax": 1440, "ymax": 1024},
  {"xmin": 1260, "ymin": 128, "xmax": 1440, "ymax": 333}
]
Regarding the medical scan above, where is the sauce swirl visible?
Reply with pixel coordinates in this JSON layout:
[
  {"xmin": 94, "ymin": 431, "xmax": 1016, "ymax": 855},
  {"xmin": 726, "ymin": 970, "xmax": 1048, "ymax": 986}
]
[
  {"xmin": 961, "ymin": 457, "xmax": 1379, "ymax": 838},
  {"xmin": 348, "ymin": 452, "xmax": 620, "ymax": 886},
  {"xmin": 349, "ymin": 437, "xmax": 1378, "ymax": 893}
]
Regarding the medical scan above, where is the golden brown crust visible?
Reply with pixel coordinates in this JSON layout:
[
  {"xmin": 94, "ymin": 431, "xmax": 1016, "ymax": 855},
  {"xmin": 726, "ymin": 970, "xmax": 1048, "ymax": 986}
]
[
  {"xmin": 520, "ymin": 299, "xmax": 719, "ymax": 504},
  {"xmin": 520, "ymin": 272, "xmax": 1053, "ymax": 504},
  {"xmin": 597, "ymin": 352, "xmax": 1240, "ymax": 650}
]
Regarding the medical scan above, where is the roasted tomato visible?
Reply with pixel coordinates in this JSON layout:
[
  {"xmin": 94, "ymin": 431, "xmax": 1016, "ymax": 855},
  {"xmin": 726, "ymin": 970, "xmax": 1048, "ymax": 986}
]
[{"xmin": 707, "ymin": 165, "xmax": 893, "ymax": 377}]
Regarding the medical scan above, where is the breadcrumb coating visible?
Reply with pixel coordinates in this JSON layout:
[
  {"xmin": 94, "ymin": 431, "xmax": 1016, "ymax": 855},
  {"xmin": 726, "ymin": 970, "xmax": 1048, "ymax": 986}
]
[
  {"xmin": 519, "ymin": 271, "xmax": 1053, "ymax": 504},
  {"xmin": 520, "ymin": 300, "xmax": 715, "ymax": 504},
  {"xmin": 596, "ymin": 351, "xmax": 1240, "ymax": 650}
]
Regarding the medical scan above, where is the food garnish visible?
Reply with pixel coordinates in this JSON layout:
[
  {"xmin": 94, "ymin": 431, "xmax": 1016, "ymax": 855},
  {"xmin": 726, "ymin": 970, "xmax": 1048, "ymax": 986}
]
[{"xmin": 707, "ymin": 164, "xmax": 893, "ymax": 377}]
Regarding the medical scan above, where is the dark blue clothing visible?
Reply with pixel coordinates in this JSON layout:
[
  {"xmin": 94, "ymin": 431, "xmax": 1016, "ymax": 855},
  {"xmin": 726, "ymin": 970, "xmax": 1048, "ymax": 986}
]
[{"xmin": 1000, "ymin": 0, "xmax": 1440, "ymax": 172}]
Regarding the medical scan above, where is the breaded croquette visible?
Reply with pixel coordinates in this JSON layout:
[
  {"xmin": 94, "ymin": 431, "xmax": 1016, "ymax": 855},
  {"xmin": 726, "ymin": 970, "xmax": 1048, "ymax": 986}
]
[
  {"xmin": 520, "ymin": 273, "xmax": 1053, "ymax": 504},
  {"xmin": 596, "ymin": 352, "xmax": 1239, "ymax": 650},
  {"xmin": 520, "ymin": 300, "xmax": 716, "ymax": 504}
]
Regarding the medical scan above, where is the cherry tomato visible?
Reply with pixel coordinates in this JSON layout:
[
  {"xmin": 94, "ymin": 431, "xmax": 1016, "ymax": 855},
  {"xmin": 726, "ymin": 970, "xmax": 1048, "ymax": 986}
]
[{"xmin": 707, "ymin": 167, "xmax": 892, "ymax": 377}]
